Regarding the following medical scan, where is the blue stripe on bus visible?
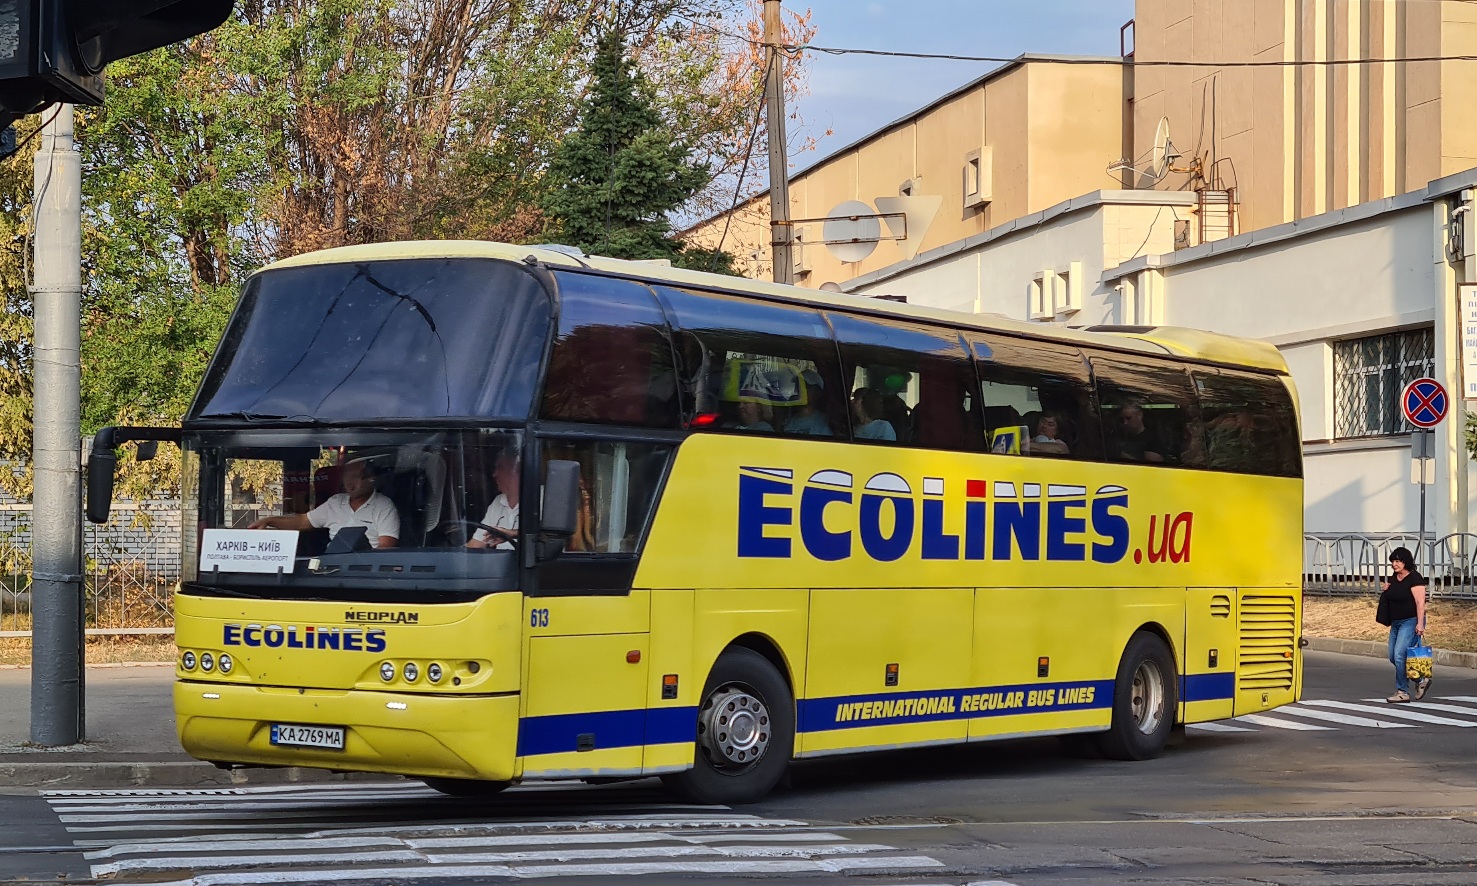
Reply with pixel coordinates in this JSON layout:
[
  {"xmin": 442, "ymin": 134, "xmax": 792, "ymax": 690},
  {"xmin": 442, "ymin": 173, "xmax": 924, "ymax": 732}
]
[
  {"xmin": 797, "ymin": 680, "xmax": 1114, "ymax": 734},
  {"xmin": 517, "ymin": 706, "xmax": 698, "ymax": 757},
  {"xmin": 1180, "ymin": 672, "xmax": 1235, "ymax": 702}
]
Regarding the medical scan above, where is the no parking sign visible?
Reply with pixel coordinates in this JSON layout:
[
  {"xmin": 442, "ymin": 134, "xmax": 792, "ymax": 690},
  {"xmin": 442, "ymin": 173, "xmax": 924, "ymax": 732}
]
[{"xmin": 1401, "ymin": 377, "xmax": 1449, "ymax": 429}]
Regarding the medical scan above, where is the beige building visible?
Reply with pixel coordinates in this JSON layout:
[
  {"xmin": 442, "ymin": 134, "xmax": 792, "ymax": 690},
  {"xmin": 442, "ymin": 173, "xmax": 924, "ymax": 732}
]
[
  {"xmin": 689, "ymin": 0, "xmax": 1477, "ymax": 285},
  {"xmin": 684, "ymin": 1, "xmax": 1477, "ymax": 553}
]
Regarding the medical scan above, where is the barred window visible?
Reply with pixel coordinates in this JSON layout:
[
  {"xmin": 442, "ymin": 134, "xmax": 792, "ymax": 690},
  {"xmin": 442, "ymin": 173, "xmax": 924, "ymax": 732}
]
[{"xmin": 1334, "ymin": 328, "xmax": 1434, "ymax": 438}]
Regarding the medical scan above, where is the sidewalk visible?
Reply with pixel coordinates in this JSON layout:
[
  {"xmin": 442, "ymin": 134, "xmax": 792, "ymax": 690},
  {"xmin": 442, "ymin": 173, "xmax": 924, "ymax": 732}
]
[
  {"xmin": 0, "ymin": 640, "xmax": 1471, "ymax": 790},
  {"xmin": 0, "ymin": 665, "xmax": 387, "ymax": 789}
]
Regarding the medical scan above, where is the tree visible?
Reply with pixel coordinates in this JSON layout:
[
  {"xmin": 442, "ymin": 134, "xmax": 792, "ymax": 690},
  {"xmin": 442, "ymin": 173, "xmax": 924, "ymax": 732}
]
[{"xmin": 541, "ymin": 29, "xmax": 712, "ymax": 263}]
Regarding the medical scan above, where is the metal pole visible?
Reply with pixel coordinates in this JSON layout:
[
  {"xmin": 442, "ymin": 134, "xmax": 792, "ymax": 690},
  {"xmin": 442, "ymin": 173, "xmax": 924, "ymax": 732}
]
[
  {"xmin": 29, "ymin": 105, "xmax": 84, "ymax": 746},
  {"xmin": 764, "ymin": 0, "xmax": 793, "ymax": 285}
]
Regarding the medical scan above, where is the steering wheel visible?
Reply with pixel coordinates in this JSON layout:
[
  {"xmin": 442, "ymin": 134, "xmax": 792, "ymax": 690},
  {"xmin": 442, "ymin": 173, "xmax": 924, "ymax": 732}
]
[{"xmin": 458, "ymin": 519, "xmax": 518, "ymax": 551}]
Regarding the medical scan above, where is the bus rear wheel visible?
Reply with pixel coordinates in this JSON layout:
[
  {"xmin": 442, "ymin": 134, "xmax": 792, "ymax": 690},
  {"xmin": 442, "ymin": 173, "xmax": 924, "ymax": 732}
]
[
  {"xmin": 421, "ymin": 777, "xmax": 511, "ymax": 798},
  {"xmin": 1095, "ymin": 631, "xmax": 1177, "ymax": 761},
  {"xmin": 662, "ymin": 647, "xmax": 794, "ymax": 805}
]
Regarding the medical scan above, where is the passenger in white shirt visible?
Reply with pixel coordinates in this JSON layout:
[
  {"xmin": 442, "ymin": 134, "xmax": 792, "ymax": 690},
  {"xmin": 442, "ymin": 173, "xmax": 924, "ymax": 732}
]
[
  {"xmin": 250, "ymin": 458, "xmax": 401, "ymax": 549},
  {"xmin": 467, "ymin": 451, "xmax": 520, "ymax": 550}
]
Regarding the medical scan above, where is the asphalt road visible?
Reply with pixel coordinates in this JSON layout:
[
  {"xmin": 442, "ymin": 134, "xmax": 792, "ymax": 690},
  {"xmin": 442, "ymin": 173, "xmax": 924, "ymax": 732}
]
[{"xmin": 3, "ymin": 650, "xmax": 1477, "ymax": 886}]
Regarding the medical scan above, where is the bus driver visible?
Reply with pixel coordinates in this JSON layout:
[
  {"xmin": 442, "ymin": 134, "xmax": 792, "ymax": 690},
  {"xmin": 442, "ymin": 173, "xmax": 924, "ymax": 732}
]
[
  {"xmin": 249, "ymin": 457, "xmax": 401, "ymax": 549},
  {"xmin": 466, "ymin": 451, "xmax": 520, "ymax": 549}
]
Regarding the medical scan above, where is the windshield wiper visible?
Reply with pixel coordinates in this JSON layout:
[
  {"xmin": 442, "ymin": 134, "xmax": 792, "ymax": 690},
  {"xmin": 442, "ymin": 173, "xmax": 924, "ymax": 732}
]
[{"xmin": 198, "ymin": 411, "xmax": 319, "ymax": 424}]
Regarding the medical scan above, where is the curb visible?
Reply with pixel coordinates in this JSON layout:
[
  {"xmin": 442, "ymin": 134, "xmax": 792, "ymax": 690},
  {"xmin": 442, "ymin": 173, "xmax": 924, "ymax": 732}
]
[
  {"xmin": 0, "ymin": 761, "xmax": 396, "ymax": 790},
  {"xmin": 1305, "ymin": 637, "xmax": 1477, "ymax": 670}
]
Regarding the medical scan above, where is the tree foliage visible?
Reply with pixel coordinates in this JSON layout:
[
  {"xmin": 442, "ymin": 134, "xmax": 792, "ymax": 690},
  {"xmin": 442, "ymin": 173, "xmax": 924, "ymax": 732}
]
[{"xmin": 0, "ymin": 0, "xmax": 814, "ymax": 500}]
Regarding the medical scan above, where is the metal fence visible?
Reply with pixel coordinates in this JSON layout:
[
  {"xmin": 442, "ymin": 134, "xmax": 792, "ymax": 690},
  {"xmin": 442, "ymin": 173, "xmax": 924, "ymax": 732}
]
[
  {"xmin": 0, "ymin": 501, "xmax": 181, "ymax": 637},
  {"xmin": 1304, "ymin": 532, "xmax": 1477, "ymax": 599}
]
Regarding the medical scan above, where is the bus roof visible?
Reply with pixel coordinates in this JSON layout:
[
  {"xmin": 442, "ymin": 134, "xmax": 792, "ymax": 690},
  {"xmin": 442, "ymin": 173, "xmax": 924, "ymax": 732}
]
[{"xmin": 263, "ymin": 240, "xmax": 1290, "ymax": 375}]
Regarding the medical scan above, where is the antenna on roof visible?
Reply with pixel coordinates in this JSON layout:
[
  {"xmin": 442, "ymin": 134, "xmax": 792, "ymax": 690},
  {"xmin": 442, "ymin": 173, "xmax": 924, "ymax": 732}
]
[{"xmin": 1108, "ymin": 117, "xmax": 1191, "ymax": 189}]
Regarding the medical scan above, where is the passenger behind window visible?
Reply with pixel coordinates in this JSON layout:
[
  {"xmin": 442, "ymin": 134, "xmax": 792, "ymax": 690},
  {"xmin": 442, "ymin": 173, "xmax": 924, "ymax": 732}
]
[
  {"xmin": 785, "ymin": 370, "xmax": 833, "ymax": 436},
  {"xmin": 727, "ymin": 399, "xmax": 774, "ymax": 432},
  {"xmin": 851, "ymin": 388, "xmax": 897, "ymax": 441},
  {"xmin": 1110, "ymin": 401, "xmax": 1166, "ymax": 464},
  {"xmin": 467, "ymin": 449, "xmax": 520, "ymax": 549},
  {"xmin": 877, "ymin": 372, "xmax": 913, "ymax": 445},
  {"xmin": 1029, "ymin": 412, "xmax": 1070, "ymax": 456}
]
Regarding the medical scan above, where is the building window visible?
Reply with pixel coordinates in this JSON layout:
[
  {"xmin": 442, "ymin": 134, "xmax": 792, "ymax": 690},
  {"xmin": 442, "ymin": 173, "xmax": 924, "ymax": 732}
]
[{"xmin": 1334, "ymin": 328, "xmax": 1434, "ymax": 438}]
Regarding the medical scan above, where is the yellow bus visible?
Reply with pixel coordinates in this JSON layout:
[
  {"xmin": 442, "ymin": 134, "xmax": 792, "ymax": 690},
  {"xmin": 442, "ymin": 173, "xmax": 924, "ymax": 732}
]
[{"xmin": 88, "ymin": 241, "xmax": 1303, "ymax": 804}]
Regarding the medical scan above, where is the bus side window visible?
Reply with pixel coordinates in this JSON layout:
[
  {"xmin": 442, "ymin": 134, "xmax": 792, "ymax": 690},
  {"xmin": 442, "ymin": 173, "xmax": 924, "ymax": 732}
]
[
  {"xmin": 971, "ymin": 336, "xmax": 1099, "ymax": 460},
  {"xmin": 654, "ymin": 286, "xmax": 845, "ymax": 436},
  {"xmin": 1194, "ymin": 371, "xmax": 1302, "ymax": 478},
  {"xmin": 1091, "ymin": 356, "xmax": 1205, "ymax": 468},
  {"xmin": 542, "ymin": 440, "xmax": 672, "ymax": 554},
  {"xmin": 828, "ymin": 313, "xmax": 981, "ymax": 450},
  {"xmin": 541, "ymin": 273, "xmax": 679, "ymax": 429}
]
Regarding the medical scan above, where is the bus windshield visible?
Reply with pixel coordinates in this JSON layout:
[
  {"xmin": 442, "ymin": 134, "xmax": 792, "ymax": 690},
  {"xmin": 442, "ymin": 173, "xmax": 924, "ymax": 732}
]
[
  {"xmin": 191, "ymin": 258, "xmax": 552, "ymax": 423},
  {"xmin": 183, "ymin": 429, "xmax": 523, "ymax": 601}
]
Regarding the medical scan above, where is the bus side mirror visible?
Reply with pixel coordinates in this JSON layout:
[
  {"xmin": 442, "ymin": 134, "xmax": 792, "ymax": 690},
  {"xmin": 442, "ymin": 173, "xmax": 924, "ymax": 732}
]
[
  {"xmin": 86, "ymin": 440, "xmax": 117, "ymax": 524},
  {"xmin": 542, "ymin": 460, "xmax": 582, "ymax": 537}
]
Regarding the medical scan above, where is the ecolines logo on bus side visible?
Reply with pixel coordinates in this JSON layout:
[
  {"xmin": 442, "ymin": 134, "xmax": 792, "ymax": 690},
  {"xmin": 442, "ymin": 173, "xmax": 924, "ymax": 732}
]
[
  {"xmin": 736, "ymin": 467, "xmax": 1195, "ymax": 565},
  {"xmin": 222, "ymin": 624, "xmax": 388, "ymax": 653}
]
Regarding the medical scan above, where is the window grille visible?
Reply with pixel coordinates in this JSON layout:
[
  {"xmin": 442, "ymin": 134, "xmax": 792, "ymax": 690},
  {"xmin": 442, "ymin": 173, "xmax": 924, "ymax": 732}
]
[{"xmin": 1334, "ymin": 328, "xmax": 1434, "ymax": 438}]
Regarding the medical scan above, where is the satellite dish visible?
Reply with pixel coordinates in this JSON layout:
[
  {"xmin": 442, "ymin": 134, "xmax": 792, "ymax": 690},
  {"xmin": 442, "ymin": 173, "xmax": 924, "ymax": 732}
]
[
  {"xmin": 822, "ymin": 200, "xmax": 882, "ymax": 264},
  {"xmin": 1106, "ymin": 116, "xmax": 1180, "ymax": 189},
  {"xmin": 1147, "ymin": 117, "xmax": 1174, "ymax": 183}
]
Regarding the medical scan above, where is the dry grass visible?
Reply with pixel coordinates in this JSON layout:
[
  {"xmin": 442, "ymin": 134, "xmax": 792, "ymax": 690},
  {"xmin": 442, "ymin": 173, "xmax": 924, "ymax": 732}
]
[
  {"xmin": 0, "ymin": 635, "xmax": 175, "ymax": 668},
  {"xmin": 1304, "ymin": 596, "xmax": 1477, "ymax": 652}
]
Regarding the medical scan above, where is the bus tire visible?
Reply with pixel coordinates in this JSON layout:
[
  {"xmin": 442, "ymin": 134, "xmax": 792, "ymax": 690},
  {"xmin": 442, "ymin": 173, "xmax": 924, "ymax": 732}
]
[
  {"xmin": 662, "ymin": 647, "xmax": 794, "ymax": 805},
  {"xmin": 1095, "ymin": 631, "xmax": 1177, "ymax": 761},
  {"xmin": 421, "ymin": 777, "xmax": 511, "ymax": 798}
]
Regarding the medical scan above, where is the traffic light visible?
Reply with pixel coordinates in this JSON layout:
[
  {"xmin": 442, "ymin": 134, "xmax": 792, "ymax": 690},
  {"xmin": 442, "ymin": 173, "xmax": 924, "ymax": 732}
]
[{"xmin": 0, "ymin": 1, "xmax": 234, "ymax": 116}]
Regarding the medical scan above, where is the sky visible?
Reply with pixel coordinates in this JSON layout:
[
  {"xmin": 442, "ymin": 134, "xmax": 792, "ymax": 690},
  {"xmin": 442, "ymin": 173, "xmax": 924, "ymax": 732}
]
[{"xmin": 790, "ymin": 0, "xmax": 1136, "ymax": 168}]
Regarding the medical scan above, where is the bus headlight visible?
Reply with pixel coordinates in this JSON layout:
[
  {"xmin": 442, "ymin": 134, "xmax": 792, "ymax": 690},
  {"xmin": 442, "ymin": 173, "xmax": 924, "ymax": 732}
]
[
  {"xmin": 181, "ymin": 651, "xmax": 196, "ymax": 670},
  {"xmin": 200, "ymin": 653, "xmax": 215, "ymax": 672},
  {"xmin": 427, "ymin": 663, "xmax": 442, "ymax": 683},
  {"xmin": 218, "ymin": 654, "xmax": 233, "ymax": 674},
  {"xmin": 403, "ymin": 662, "xmax": 419, "ymax": 683},
  {"xmin": 380, "ymin": 661, "xmax": 395, "ymax": 682}
]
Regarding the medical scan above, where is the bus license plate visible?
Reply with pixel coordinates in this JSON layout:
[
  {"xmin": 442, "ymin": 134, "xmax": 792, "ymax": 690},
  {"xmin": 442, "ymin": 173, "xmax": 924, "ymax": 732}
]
[{"xmin": 270, "ymin": 723, "xmax": 345, "ymax": 750}]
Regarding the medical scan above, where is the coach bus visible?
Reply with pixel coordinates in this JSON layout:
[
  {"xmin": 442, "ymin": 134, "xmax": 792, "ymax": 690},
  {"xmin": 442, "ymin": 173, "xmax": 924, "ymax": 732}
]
[{"xmin": 87, "ymin": 240, "xmax": 1303, "ymax": 804}]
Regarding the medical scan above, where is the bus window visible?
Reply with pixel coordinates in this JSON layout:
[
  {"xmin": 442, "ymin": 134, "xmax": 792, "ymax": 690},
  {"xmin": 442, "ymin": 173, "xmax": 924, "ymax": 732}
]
[
  {"xmin": 543, "ymin": 440, "xmax": 672, "ymax": 554},
  {"xmin": 655, "ymin": 287, "xmax": 845, "ymax": 436},
  {"xmin": 1091, "ymin": 356, "xmax": 1205, "ymax": 468},
  {"xmin": 828, "ymin": 313, "xmax": 981, "ymax": 449},
  {"xmin": 970, "ymin": 336, "xmax": 1099, "ymax": 459},
  {"xmin": 541, "ymin": 272, "xmax": 679, "ymax": 429},
  {"xmin": 1194, "ymin": 370, "xmax": 1302, "ymax": 478}
]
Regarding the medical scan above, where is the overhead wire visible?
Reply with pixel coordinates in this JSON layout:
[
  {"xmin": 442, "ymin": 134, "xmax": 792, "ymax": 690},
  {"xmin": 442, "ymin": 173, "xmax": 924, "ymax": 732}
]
[{"xmin": 710, "ymin": 51, "xmax": 774, "ymax": 272}]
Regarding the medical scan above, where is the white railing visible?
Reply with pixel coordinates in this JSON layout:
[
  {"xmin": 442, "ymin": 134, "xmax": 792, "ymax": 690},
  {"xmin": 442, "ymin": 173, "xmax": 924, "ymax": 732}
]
[{"xmin": 1304, "ymin": 532, "xmax": 1477, "ymax": 599}]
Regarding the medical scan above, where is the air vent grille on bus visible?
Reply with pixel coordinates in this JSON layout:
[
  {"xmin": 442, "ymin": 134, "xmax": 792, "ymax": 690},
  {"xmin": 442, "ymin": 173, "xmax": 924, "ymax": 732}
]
[
  {"xmin": 1210, "ymin": 594, "xmax": 1232, "ymax": 618},
  {"xmin": 1238, "ymin": 594, "xmax": 1296, "ymax": 691}
]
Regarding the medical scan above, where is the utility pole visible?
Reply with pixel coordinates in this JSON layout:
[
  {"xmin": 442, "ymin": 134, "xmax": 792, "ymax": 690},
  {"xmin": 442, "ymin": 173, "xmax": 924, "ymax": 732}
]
[
  {"xmin": 30, "ymin": 105, "xmax": 84, "ymax": 746},
  {"xmin": 764, "ymin": 0, "xmax": 793, "ymax": 285}
]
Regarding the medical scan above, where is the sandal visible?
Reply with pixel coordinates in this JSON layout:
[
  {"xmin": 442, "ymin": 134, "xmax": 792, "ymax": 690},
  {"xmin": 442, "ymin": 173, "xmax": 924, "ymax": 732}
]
[
  {"xmin": 1386, "ymin": 690, "xmax": 1411, "ymax": 703},
  {"xmin": 1416, "ymin": 677, "xmax": 1432, "ymax": 700}
]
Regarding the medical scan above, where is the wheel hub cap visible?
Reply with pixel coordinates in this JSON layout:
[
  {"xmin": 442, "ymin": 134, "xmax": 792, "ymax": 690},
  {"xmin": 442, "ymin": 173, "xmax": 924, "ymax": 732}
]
[
  {"xmin": 699, "ymin": 687, "xmax": 771, "ymax": 769},
  {"xmin": 1131, "ymin": 660, "xmax": 1165, "ymax": 734}
]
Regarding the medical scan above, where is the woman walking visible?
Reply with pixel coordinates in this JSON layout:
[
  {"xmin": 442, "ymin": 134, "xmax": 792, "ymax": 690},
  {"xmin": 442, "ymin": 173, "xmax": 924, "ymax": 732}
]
[{"xmin": 1378, "ymin": 546, "xmax": 1429, "ymax": 703}]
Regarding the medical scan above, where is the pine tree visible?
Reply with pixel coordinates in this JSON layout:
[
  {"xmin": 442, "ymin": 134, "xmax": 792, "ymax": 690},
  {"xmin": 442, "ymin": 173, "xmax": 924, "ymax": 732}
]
[{"xmin": 543, "ymin": 29, "xmax": 732, "ymax": 271}]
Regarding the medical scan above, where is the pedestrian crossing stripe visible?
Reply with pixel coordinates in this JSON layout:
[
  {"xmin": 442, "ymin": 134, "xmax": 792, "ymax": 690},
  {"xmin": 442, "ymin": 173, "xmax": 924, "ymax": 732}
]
[
  {"xmin": 42, "ymin": 781, "xmax": 952, "ymax": 883},
  {"xmin": 1186, "ymin": 695, "xmax": 1477, "ymax": 733}
]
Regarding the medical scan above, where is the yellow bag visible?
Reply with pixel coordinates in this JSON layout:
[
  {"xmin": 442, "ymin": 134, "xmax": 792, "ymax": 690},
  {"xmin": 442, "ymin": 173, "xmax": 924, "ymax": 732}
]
[{"xmin": 1406, "ymin": 637, "xmax": 1434, "ymax": 681}]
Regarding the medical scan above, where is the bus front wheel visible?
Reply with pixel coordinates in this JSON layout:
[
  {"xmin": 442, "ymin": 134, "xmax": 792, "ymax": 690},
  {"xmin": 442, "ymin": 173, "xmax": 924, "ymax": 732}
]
[
  {"xmin": 662, "ymin": 647, "xmax": 794, "ymax": 805},
  {"xmin": 1096, "ymin": 631, "xmax": 1177, "ymax": 761}
]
